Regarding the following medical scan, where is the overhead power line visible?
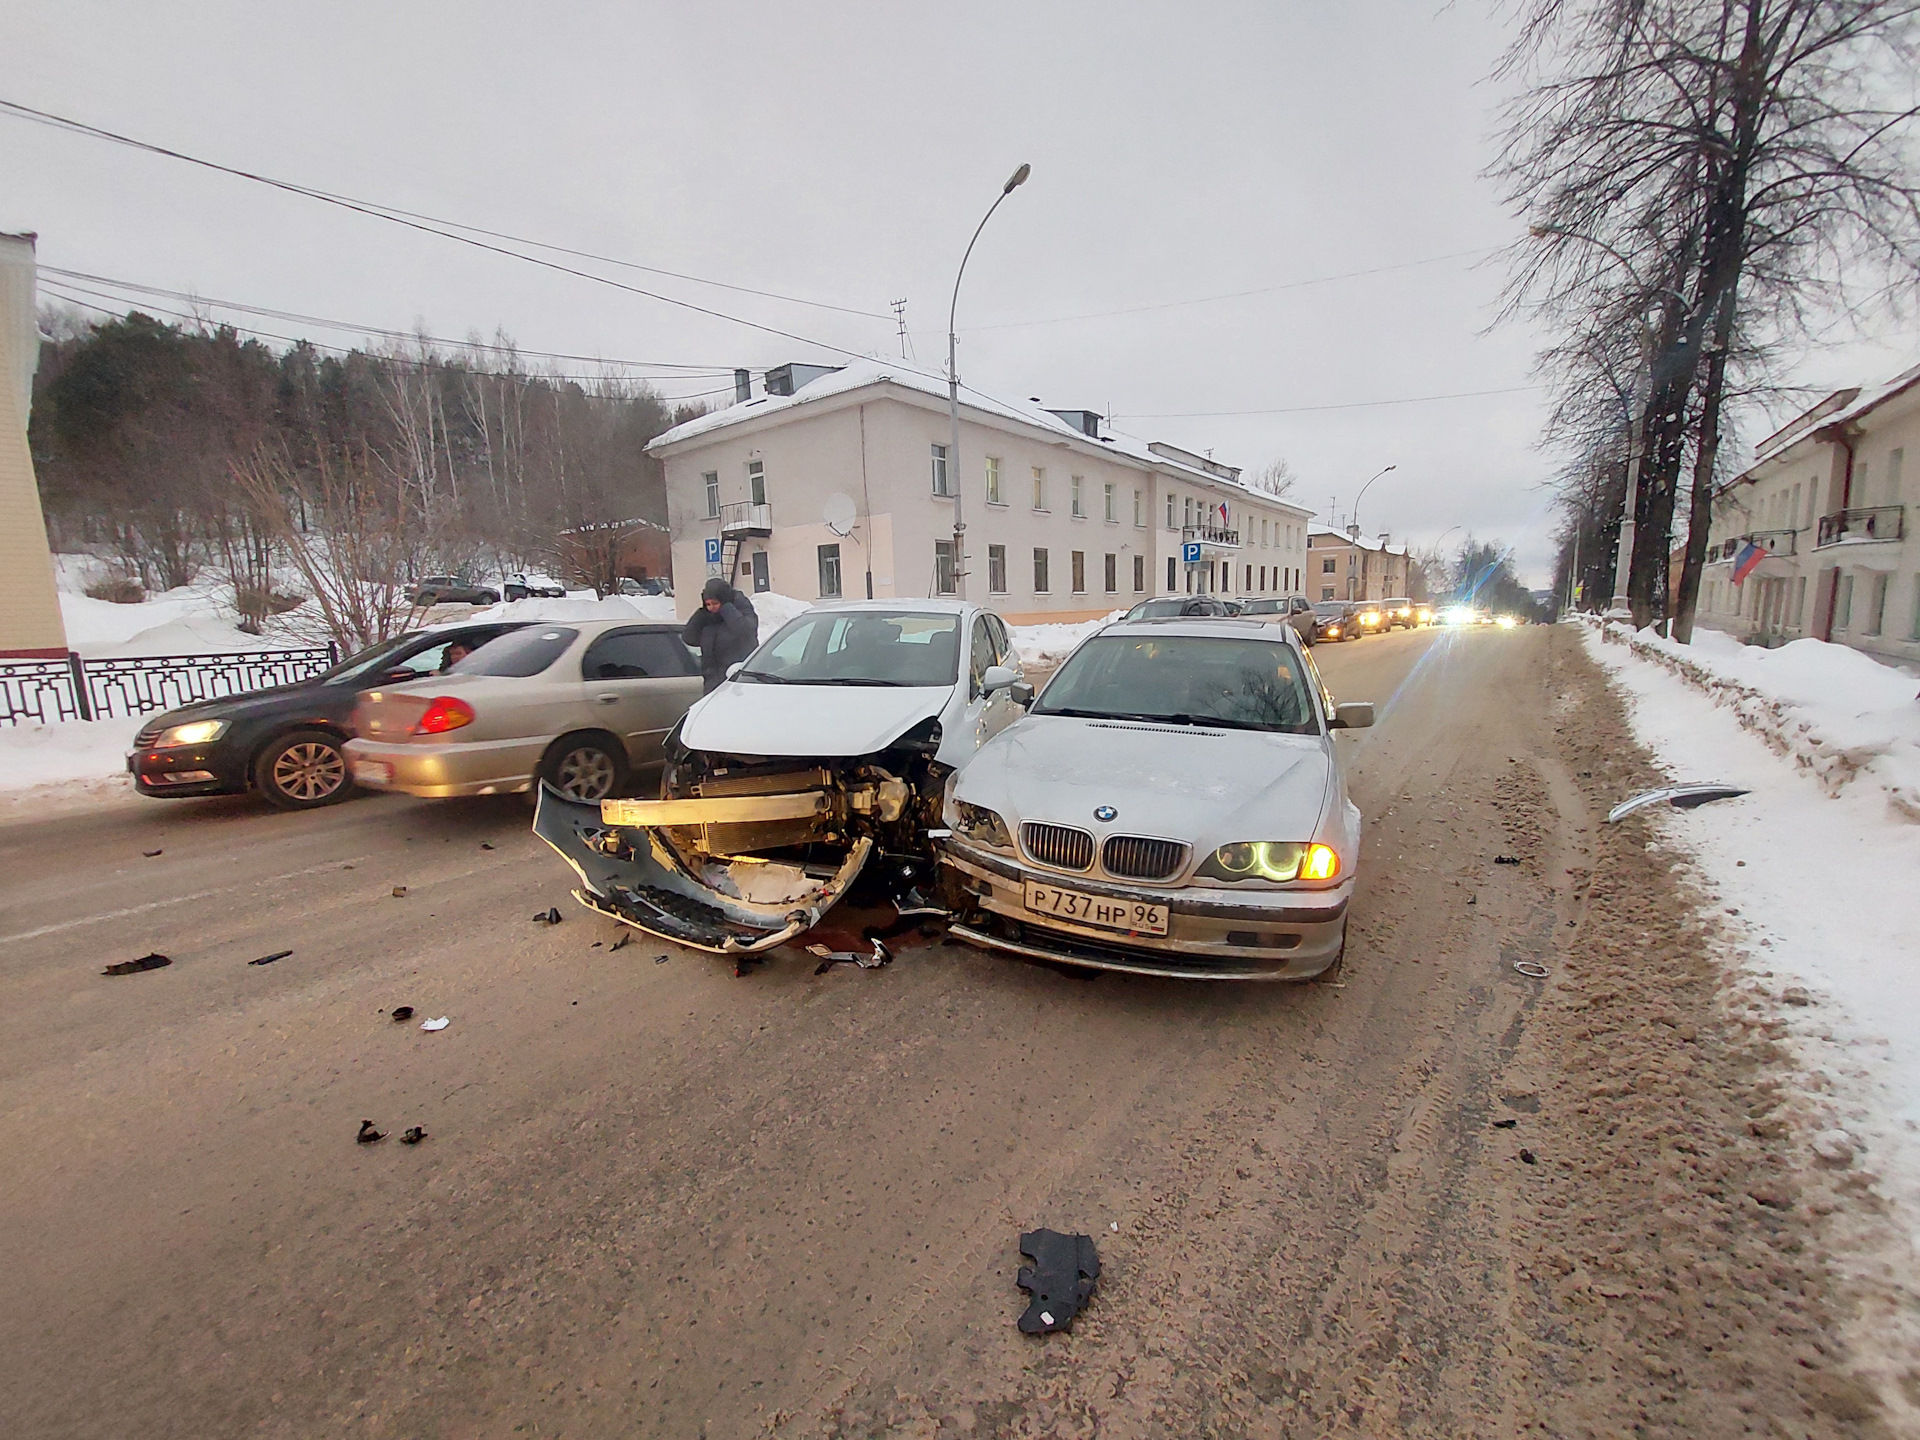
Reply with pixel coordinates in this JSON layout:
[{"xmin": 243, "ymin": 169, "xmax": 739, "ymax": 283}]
[
  {"xmin": 963, "ymin": 248, "xmax": 1496, "ymax": 331},
  {"xmin": 39, "ymin": 265, "xmax": 738, "ymax": 373},
  {"xmin": 0, "ymin": 97, "xmax": 883, "ymax": 358},
  {"xmin": 1117, "ymin": 385, "xmax": 1540, "ymax": 419}
]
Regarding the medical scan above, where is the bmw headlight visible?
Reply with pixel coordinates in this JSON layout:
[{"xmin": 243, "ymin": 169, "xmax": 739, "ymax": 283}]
[
  {"xmin": 154, "ymin": 719, "xmax": 228, "ymax": 747},
  {"xmin": 953, "ymin": 801, "xmax": 1013, "ymax": 849},
  {"xmin": 1196, "ymin": 841, "xmax": 1341, "ymax": 884}
]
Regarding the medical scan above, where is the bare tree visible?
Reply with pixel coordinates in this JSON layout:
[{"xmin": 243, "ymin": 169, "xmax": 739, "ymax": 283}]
[{"xmin": 1251, "ymin": 457, "xmax": 1300, "ymax": 500}]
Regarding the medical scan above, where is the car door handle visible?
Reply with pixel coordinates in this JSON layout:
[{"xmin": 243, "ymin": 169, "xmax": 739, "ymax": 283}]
[{"xmin": 594, "ymin": 694, "xmax": 620, "ymax": 705}]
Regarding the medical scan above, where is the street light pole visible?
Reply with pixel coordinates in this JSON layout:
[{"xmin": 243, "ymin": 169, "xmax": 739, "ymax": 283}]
[
  {"xmin": 947, "ymin": 162, "xmax": 1031, "ymax": 600},
  {"xmin": 1347, "ymin": 464, "xmax": 1397, "ymax": 540}
]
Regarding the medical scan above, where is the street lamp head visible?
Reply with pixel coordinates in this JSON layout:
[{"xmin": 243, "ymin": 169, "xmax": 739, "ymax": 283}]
[{"xmin": 1004, "ymin": 163, "xmax": 1032, "ymax": 194}]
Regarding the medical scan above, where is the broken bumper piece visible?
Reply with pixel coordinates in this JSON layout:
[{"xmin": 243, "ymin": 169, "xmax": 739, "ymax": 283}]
[{"xmin": 532, "ymin": 783, "xmax": 873, "ymax": 955}]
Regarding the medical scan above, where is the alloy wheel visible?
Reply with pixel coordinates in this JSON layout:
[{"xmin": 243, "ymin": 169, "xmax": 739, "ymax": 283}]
[
  {"xmin": 273, "ymin": 741, "xmax": 346, "ymax": 802},
  {"xmin": 554, "ymin": 747, "xmax": 617, "ymax": 800}
]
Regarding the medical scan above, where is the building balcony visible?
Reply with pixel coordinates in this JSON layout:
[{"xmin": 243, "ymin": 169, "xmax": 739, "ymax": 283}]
[
  {"xmin": 1181, "ymin": 523, "xmax": 1240, "ymax": 550},
  {"xmin": 1717, "ymin": 528, "xmax": 1797, "ymax": 561},
  {"xmin": 719, "ymin": 501, "xmax": 773, "ymax": 537},
  {"xmin": 1815, "ymin": 505, "xmax": 1904, "ymax": 549}
]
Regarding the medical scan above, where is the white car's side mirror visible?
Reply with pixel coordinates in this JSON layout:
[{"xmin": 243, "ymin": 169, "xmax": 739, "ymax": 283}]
[
  {"xmin": 982, "ymin": 664, "xmax": 1018, "ymax": 692},
  {"xmin": 1331, "ymin": 701, "xmax": 1375, "ymax": 730},
  {"xmin": 725, "ymin": 662, "xmax": 745, "ymax": 679}
]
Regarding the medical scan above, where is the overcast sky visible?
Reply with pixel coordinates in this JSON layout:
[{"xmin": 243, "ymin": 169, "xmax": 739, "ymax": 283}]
[{"xmin": 4, "ymin": 1, "xmax": 1911, "ymax": 585}]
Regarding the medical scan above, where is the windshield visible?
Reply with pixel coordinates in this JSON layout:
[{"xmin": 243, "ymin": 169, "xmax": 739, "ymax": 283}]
[
  {"xmin": 320, "ymin": 634, "xmax": 419, "ymax": 684},
  {"xmin": 1033, "ymin": 634, "xmax": 1320, "ymax": 734},
  {"xmin": 1239, "ymin": 598, "xmax": 1283, "ymax": 615},
  {"xmin": 450, "ymin": 626, "xmax": 578, "ymax": 677},
  {"xmin": 1312, "ymin": 602, "xmax": 1347, "ymax": 617},
  {"xmin": 738, "ymin": 610, "xmax": 961, "ymax": 687},
  {"xmin": 1125, "ymin": 598, "xmax": 1187, "ymax": 619}
]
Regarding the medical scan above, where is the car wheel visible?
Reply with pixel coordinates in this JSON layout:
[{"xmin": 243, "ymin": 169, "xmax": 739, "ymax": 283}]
[
  {"xmin": 542, "ymin": 736, "xmax": 626, "ymax": 801},
  {"xmin": 255, "ymin": 729, "xmax": 352, "ymax": 810}
]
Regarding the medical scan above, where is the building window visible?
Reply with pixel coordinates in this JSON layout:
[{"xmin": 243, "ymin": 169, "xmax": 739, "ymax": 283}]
[
  {"xmin": 1134, "ymin": 554, "xmax": 1145, "ymax": 592},
  {"xmin": 1322, "ymin": 556, "xmax": 1336, "ymax": 575},
  {"xmin": 1836, "ymin": 572, "xmax": 1854, "ymax": 629},
  {"xmin": 988, "ymin": 544, "xmax": 1007, "ymax": 594},
  {"xmin": 1133, "ymin": 489, "xmax": 1143, "ymax": 527},
  {"xmin": 750, "ymin": 549, "xmax": 770, "ymax": 592},
  {"xmin": 1891, "ymin": 447, "xmax": 1906, "ymax": 504},
  {"xmin": 1033, "ymin": 547, "xmax": 1050, "ymax": 593},
  {"xmin": 1865, "ymin": 573, "xmax": 1889, "ymax": 635},
  {"xmin": 703, "ymin": 470, "xmax": 720, "ymax": 518},
  {"xmin": 930, "ymin": 443, "xmax": 951, "ymax": 496},
  {"xmin": 1103, "ymin": 482, "xmax": 1116, "ymax": 522},
  {"xmin": 817, "ymin": 543, "xmax": 842, "ymax": 598},
  {"xmin": 1032, "ymin": 467, "xmax": 1048, "ymax": 511},
  {"xmin": 1071, "ymin": 476, "xmax": 1085, "ymax": 517},
  {"xmin": 1260, "ymin": 565, "xmax": 1267, "ymax": 590},
  {"xmin": 1103, "ymin": 553, "xmax": 1117, "ymax": 593},
  {"xmin": 1245, "ymin": 564, "xmax": 1253, "ymax": 591},
  {"xmin": 934, "ymin": 540, "xmax": 956, "ymax": 595},
  {"xmin": 1166, "ymin": 555, "xmax": 1176, "ymax": 590},
  {"xmin": 1795, "ymin": 575, "xmax": 1807, "ymax": 626},
  {"xmin": 985, "ymin": 456, "xmax": 1002, "ymax": 505},
  {"xmin": 1321, "ymin": 585, "xmax": 1335, "ymax": 601},
  {"xmin": 1071, "ymin": 550, "xmax": 1086, "ymax": 593},
  {"xmin": 748, "ymin": 459, "xmax": 766, "ymax": 507},
  {"xmin": 1262, "ymin": 519, "xmax": 1270, "ymax": 547},
  {"xmin": 1909, "ymin": 575, "xmax": 1920, "ymax": 639},
  {"xmin": 1166, "ymin": 493, "xmax": 1176, "ymax": 528},
  {"xmin": 1184, "ymin": 496, "xmax": 1194, "ymax": 528}
]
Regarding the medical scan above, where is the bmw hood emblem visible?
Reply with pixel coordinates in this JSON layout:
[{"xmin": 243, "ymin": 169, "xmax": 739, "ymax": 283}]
[{"xmin": 1093, "ymin": 805, "xmax": 1118, "ymax": 822}]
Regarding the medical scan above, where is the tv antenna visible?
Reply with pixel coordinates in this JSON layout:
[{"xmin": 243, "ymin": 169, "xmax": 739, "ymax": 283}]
[{"xmin": 890, "ymin": 298, "xmax": 914, "ymax": 360}]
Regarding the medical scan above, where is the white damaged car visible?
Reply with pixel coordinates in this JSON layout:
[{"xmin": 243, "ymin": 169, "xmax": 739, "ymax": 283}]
[
  {"xmin": 939, "ymin": 617, "xmax": 1371, "ymax": 980},
  {"xmin": 533, "ymin": 599, "xmax": 1027, "ymax": 954}
]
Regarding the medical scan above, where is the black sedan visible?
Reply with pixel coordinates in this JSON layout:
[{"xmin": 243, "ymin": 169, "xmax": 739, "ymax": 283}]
[
  {"xmin": 1307, "ymin": 601, "xmax": 1357, "ymax": 642},
  {"xmin": 126, "ymin": 622, "xmax": 526, "ymax": 809}
]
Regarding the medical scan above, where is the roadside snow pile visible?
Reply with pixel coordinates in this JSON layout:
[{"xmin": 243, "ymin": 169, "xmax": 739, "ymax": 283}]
[
  {"xmin": 1580, "ymin": 619, "xmax": 1920, "ymax": 1244},
  {"xmin": 1010, "ymin": 611, "xmax": 1122, "ymax": 667},
  {"xmin": 1595, "ymin": 620, "xmax": 1920, "ymax": 820},
  {"xmin": 469, "ymin": 594, "xmax": 670, "ymax": 624},
  {"xmin": 0, "ymin": 716, "xmax": 140, "ymax": 796},
  {"xmin": 54, "ymin": 555, "xmax": 311, "ymax": 658}
]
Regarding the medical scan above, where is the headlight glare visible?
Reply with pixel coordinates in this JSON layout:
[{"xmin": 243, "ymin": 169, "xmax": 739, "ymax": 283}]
[
  {"xmin": 155, "ymin": 719, "xmax": 227, "ymax": 747},
  {"xmin": 1302, "ymin": 843, "xmax": 1341, "ymax": 881}
]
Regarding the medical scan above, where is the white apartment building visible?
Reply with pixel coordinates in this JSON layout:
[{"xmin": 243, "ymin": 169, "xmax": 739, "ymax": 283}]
[
  {"xmin": 646, "ymin": 359, "xmax": 1312, "ymax": 624},
  {"xmin": 1696, "ymin": 363, "xmax": 1920, "ymax": 669}
]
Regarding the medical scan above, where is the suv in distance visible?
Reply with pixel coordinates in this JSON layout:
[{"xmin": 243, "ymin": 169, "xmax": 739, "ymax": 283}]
[
  {"xmin": 1382, "ymin": 597, "xmax": 1417, "ymax": 629},
  {"xmin": 410, "ymin": 575, "xmax": 501, "ymax": 607},
  {"xmin": 1238, "ymin": 595, "xmax": 1317, "ymax": 646}
]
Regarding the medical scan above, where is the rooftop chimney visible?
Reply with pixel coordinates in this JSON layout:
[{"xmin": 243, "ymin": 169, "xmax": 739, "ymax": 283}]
[{"xmin": 733, "ymin": 369, "xmax": 751, "ymax": 403}]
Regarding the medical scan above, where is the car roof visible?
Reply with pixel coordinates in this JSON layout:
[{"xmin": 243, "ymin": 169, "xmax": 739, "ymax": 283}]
[
  {"xmin": 798, "ymin": 597, "xmax": 974, "ymax": 616},
  {"xmin": 1102, "ymin": 617, "xmax": 1304, "ymax": 645}
]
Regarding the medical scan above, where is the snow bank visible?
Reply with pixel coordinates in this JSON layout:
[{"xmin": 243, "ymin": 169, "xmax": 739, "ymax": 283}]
[
  {"xmin": 1594, "ymin": 620, "xmax": 1920, "ymax": 820},
  {"xmin": 469, "ymin": 593, "xmax": 668, "ymax": 625},
  {"xmin": 0, "ymin": 715, "xmax": 141, "ymax": 796},
  {"xmin": 1009, "ymin": 612, "xmax": 1122, "ymax": 668},
  {"xmin": 1580, "ymin": 619, "xmax": 1920, "ymax": 1259}
]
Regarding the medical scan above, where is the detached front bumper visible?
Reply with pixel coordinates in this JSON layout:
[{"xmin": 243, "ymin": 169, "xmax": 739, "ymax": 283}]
[
  {"xmin": 532, "ymin": 785, "xmax": 874, "ymax": 955},
  {"xmin": 940, "ymin": 839, "xmax": 1350, "ymax": 980},
  {"xmin": 343, "ymin": 736, "xmax": 545, "ymax": 798}
]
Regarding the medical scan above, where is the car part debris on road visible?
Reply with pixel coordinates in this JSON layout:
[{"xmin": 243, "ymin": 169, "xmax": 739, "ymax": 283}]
[
  {"xmin": 1605, "ymin": 783, "xmax": 1750, "ymax": 823},
  {"xmin": 390, "ymin": 1006, "xmax": 414, "ymax": 1022},
  {"xmin": 534, "ymin": 907, "xmax": 562, "ymax": 925},
  {"xmin": 356, "ymin": 1120, "xmax": 384, "ymax": 1144},
  {"xmin": 610, "ymin": 933, "xmax": 632, "ymax": 951},
  {"xmin": 247, "ymin": 950, "xmax": 292, "ymax": 967},
  {"xmin": 1016, "ymin": 1229, "xmax": 1101, "ymax": 1334},
  {"xmin": 104, "ymin": 953, "xmax": 171, "ymax": 976},
  {"xmin": 400, "ymin": 1126, "xmax": 428, "ymax": 1145},
  {"xmin": 1494, "ymin": 854, "xmax": 1521, "ymax": 865},
  {"xmin": 1513, "ymin": 961, "xmax": 1550, "ymax": 978},
  {"xmin": 1493, "ymin": 1118, "xmax": 1519, "ymax": 1129},
  {"xmin": 391, "ymin": 886, "xmax": 408, "ymax": 898},
  {"xmin": 806, "ymin": 938, "xmax": 894, "ymax": 974},
  {"xmin": 420, "ymin": 1016, "xmax": 449, "ymax": 1031},
  {"xmin": 1519, "ymin": 1148, "xmax": 1537, "ymax": 1165},
  {"xmin": 141, "ymin": 849, "xmax": 162, "ymax": 858}
]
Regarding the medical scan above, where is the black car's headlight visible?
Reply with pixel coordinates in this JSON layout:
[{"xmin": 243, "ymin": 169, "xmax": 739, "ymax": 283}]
[
  {"xmin": 1195, "ymin": 841, "xmax": 1340, "ymax": 884},
  {"xmin": 153, "ymin": 719, "xmax": 228, "ymax": 747},
  {"xmin": 953, "ymin": 802, "xmax": 1013, "ymax": 849}
]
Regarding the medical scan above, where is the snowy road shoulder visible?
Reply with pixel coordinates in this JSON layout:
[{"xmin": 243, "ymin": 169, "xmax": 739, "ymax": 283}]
[{"xmin": 1579, "ymin": 619, "xmax": 1920, "ymax": 1354}]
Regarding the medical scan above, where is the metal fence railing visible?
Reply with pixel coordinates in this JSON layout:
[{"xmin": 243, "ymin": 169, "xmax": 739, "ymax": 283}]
[{"xmin": 0, "ymin": 645, "xmax": 339, "ymax": 728}]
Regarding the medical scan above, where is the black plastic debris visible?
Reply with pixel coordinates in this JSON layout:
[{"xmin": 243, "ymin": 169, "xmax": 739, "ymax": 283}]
[
  {"xmin": 480, "ymin": 842, "xmax": 495, "ymax": 850},
  {"xmin": 390, "ymin": 1006, "xmax": 415, "ymax": 1022},
  {"xmin": 610, "ymin": 934, "xmax": 632, "ymax": 952},
  {"xmin": 1494, "ymin": 855, "xmax": 1521, "ymax": 866},
  {"xmin": 1519, "ymin": 1148, "xmax": 1537, "ymax": 1165},
  {"xmin": 1607, "ymin": 783, "xmax": 1750, "ymax": 823},
  {"xmin": 654, "ymin": 953, "xmax": 669, "ymax": 965},
  {"xmin": 104, "ymin": 953, "xmax": 170, "ymax": 976},
  {"xmin": 1017, "ymin": 1229, "xmax": 1100, "ymax": 1334},
  {"xmin": 807, "ymin": 937, "xmax": 894, "ymax": 975},
  {"xmin": 399, "ymin": 1126, "xmax": 428, "ymax": 1145},
  {"xmin": 533, "ymin": 907, "xmax": 563, "ymax": 925},
  {"xmin": 1493, "ymin": 1118, "xmax": 1519, "ymax": 1129},
  {"xmin": 248, "ymin": 950, "xmax": 292, "ymax": 967},
  {"xmin": 356, "ymin": 1120, "xmax": 385, "ymax": 1144},
  {"xmin": 142, "ymin": 848, "xmax": 163, "ymax": 858}
]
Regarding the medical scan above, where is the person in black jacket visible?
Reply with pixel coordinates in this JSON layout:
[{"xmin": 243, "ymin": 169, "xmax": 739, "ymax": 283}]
[{"xmin": 683, "ymin": 578, "xmax": 760, "ymax": 692}]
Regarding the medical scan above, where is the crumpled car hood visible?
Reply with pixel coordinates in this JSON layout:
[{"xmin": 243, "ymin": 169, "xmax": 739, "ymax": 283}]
[
  {"xmin": 681, "ymin": 681, "xmax": 952, "ymax": 758},
  {"xmin": 952, "ymin": 713, "xmax": 1335, "ymax": 847}
]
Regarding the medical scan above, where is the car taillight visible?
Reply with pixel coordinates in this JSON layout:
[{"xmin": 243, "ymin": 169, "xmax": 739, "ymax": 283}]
[{"xmin": 414, "ymin": 696, "xmax": 475, "ymax": 735}]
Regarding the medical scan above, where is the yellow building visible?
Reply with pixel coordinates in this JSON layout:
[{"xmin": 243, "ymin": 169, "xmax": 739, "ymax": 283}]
[{"xmin": 0, "ymin": 232, "xmax": 67, "ymax": 657}]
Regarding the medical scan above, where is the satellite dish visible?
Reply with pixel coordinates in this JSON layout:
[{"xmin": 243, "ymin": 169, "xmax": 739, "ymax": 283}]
[{"xmin": 822, "ymin": 492, "xmax": 858, "ymax": 537}]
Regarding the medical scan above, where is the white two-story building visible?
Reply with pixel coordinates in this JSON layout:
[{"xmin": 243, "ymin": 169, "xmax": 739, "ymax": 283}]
[
  {"xmin": 645, "ymin": 359, "xmax": 1312, "ymax": 624},
  {"xmin": 1697, "ymin": 363, "xmax": 1920, "ymax": 669}
]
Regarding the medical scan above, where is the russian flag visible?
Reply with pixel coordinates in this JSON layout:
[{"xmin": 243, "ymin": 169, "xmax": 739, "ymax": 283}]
[{"xmin": 1732, "ymin": 540, "xmax": 1765, "ymax": 584}]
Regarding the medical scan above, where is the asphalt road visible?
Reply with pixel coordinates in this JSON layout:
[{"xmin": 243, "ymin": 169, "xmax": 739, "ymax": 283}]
[{"xmin": 0, "ymin": 626, "xmax": 1622, "ymax": 1437}]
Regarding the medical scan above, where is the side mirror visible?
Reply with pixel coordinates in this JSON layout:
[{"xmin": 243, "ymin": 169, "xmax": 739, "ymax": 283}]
[
  {"xmin": 1009, "ymin": 681, "xmax": 1035, "ymax": 707},
  {"xmin": 383, "ymin": 666, "xmax": 420, "ymax": 683},
  {"xmin": 725, "ymin": 662, "xmax": 745, "ymax": 679},
  {"xmin": 1330, "ymin": 701, "xmax": 1375, "ymax": 730},
  {"xmin": 981, "ymin": 664, "xmax": 1018, "ymax": 692}
]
